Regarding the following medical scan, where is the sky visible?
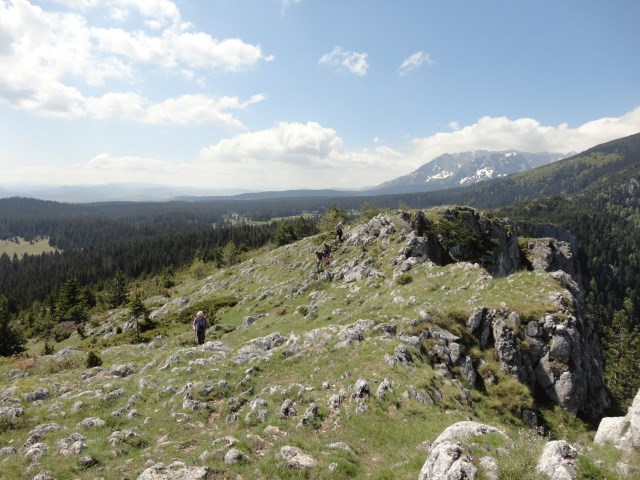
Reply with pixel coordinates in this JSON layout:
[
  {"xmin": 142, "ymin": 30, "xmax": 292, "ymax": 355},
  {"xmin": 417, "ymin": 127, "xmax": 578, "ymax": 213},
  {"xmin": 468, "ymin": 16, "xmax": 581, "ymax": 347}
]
[{"xmin": 1, "ymin": 0, "xmax": 639, "ymax": 193}]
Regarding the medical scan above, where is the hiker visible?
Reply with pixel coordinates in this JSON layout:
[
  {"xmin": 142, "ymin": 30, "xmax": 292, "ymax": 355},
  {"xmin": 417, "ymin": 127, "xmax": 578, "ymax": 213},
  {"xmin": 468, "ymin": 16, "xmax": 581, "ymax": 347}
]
[
  {"xmin": 315, "ymin": 242, "xmax": 332, "ymax": 272},
  {"xmin": 336, "ymin": 222, "xmax": 344, "ymax": 242},
  {"xmin": 192, "ymin": 310, "xmax": 208, "ymax": 345}
]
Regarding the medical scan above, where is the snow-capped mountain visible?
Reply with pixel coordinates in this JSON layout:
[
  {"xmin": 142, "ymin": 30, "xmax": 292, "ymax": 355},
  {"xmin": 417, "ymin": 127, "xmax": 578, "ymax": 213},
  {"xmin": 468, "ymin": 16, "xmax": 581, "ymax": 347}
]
[{"xmin": 373, "ymin": 150, "xmax": 568, "ymax": 194}]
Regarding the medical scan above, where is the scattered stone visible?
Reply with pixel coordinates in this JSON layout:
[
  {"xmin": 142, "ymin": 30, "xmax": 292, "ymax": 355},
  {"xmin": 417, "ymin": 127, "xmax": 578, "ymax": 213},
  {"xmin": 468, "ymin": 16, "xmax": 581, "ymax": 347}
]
[
  {"xmin": 32, "ymin": 472, "xmax": 55, "ymax": 480},
  {"xmin": 24, "ymin": 423, "xmax": 60, "ymax": 448},
  {"xmin": 353, "ymin": 379, "xmax": 370, "ymax": 398},
  {"xmin": 78, "ymin": 417, "xmax": 106, "ymax": 428},
  {"xmin": 375, "ymin": 378, "xmax": 393, "ymax": 401},
  {"xmin": 0, "ymin": 447, "xmax": 17, "ymax": 457},
  {"xmin": 224, "ymin": 447, "xmax": 249, "ymax": 464},
  {"xmin": 23, "ymin": 388, "xmax": 50, "ymax": 403},
  {"xmin": 110, "ymin": 364, "xmax": 136, "ymax": 377},
  {"xmin": 108, "ymin": 429, "xmax": 144, "ymax": 447},
  {"xmin": 24, "ymin": 442, "xmax": 48, "ymax": 461},
  {"xmin": 298, "ymin": 402, "xmax": 320, "ymax": 426},
  {"xmin": 418, "ymin": 441, "xmax": 477, "ymax": 480},
  {"xmin": 326, "ymin": 442, "xmax": 356, "ymax": 456},
  {"xmin": 136, "ymin": 461, "xmax": 208, "ymax": 480},
  {"xmin": 0, "ymin": 406, "xmax": 24, "ymax": 420},
  {"xmin": 103, "ymin": 388, "xmax": 125, "ymax": 402},
  {"xmin": 280, "ymin": 399, "xmax": 297, "ymax": 418},
  {"xmin": 279, "ymin": 446, "xmax": 317, "ymax": 469},
  {"xmin": 264, "ymin": 425, "xmax": 287, "ymax": 439}
]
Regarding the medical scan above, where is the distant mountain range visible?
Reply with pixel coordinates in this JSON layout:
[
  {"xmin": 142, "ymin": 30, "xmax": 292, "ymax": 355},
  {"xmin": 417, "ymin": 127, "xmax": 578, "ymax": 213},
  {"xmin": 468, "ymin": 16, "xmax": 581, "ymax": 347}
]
[
  {"xmin": 371, "ymin": 150, "xmax": 569, "ymax": 195},
  {"xmin": 0, "ymin": 150, "xmax": 568, "ymax": 203},
  {"xmin": 0, "ymin": 183, "xmax": 251, "ymax": 203}
]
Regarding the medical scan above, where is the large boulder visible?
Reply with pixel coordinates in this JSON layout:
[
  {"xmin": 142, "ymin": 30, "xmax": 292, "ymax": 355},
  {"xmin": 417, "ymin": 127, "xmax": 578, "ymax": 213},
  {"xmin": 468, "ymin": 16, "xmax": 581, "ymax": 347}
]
[
  {"xmin": 535, "ymin": 440, "xmax": 577, "ymax": 480},
  {"xmin": 594, "ymin": 388, "xmax": 640, "ymax": 451},
  {"xmin": 419, "ymin": 422, "xmax": 510, "ymax": 480}
]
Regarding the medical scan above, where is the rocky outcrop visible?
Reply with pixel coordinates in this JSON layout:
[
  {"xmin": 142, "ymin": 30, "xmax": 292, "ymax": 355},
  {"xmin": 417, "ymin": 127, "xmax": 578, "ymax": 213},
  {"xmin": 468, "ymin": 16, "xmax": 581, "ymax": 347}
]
[
  {"xmin": 465, "ymin": 229, "xmax": 610, "ymax": 420},
  {"xmin": 391, "ymin": 207, "xmax": 521, "ymax": 278}
]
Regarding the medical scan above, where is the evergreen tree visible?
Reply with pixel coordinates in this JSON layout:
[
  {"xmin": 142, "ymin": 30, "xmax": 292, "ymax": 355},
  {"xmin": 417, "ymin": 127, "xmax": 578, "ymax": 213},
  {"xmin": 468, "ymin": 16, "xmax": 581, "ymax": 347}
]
[
  {"xmin": 129, "ymin": 296, "xmax": 149, "ymax": 343},
  {"xmin": 56, "ymin": 278, "xmax": 80, "ymax": 321},
  {"xmin": 105, "ymin": 271, "xmax": 128, "ymax": 309},
  {"xmin": 0, "ymin": 295, "xmax": 26, "ymax": 357},
  {"xmin": 221, "ymin": 241, "xmax": 239, "ymax": 266},
  {"xmin": 318, "ymin": 204, "xmax": 348, "ymax": 235},
  {"xmin": 603, "ymin": 299, "xmax": 640, "ymax": 411}
]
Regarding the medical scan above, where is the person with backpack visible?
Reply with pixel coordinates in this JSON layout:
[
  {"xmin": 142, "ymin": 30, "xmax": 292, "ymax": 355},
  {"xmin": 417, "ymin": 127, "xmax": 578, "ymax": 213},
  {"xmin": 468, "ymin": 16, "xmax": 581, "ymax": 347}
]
[
  {"xmin": 335, "ymin": 222, "xmax": 344, "ymax": 242},
  {"xmin": 192, "ymin": 310, "xmax": 208, "ymax": 345}
]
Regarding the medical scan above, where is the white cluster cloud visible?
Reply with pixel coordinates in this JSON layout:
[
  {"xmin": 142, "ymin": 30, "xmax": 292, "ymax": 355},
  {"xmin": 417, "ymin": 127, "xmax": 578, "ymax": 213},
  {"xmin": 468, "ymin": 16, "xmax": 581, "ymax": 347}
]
[
  {"xmin": 398, "ymin": 51, "xmax": 434, "ymax": 76},
  {"xmin": 83, "ymin": 92, "xmax": 267, "ymax": 126},
  {"xmin": 319, "ymin": 46, "xmax": 369, "ymax": 76},
  {"xmin": 411, "ymin": 106, "xmax": 640, "ymax": 158},
  {"xmin": 0, "ymin": 0, "xmax": 269, "ymax": 124}
]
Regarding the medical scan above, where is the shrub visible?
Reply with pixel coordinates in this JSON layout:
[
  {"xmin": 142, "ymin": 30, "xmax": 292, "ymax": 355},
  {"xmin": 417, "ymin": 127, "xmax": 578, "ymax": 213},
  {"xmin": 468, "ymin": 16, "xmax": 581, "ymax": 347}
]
[
  {"xmin": 85, "ymin": 350, "xmax": 103, "ymax": 368},
  {"xmin": 41, "ymin": 341, "xmax": 55, "ymax": 356},
  {"xmin": 395, "ymin": 273, "xmax": 413, "ymax": 285}
]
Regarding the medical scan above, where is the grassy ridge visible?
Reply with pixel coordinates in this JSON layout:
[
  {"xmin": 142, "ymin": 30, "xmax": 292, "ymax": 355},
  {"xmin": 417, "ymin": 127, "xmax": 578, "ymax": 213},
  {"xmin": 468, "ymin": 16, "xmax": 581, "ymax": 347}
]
[{"xmin": 0, "ymin": 210, "xmax": 637, "ymax": 479}]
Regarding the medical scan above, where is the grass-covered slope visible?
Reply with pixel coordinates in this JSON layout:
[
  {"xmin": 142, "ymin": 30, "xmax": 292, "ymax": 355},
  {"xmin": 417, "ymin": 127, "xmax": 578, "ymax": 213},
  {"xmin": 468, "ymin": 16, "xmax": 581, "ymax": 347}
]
[{"xmin": 0, "ymin": 208, "xmax": 637, "ymax": 479}]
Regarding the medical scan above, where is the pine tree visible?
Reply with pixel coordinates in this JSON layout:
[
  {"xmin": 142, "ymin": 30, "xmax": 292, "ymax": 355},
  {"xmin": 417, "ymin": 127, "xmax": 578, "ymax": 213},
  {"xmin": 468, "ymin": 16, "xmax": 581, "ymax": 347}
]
[
  {"xmin": 129, "ymin": 297, "xmax": 149, "ymax": 343},
  {"xmin": 106, "ymin": 271, "xmax": 128, "ymax": 309},
  {"xmin": 0, "ymin": 295, "xmax": 26, "ymax": 357},
  {"xmin": 603, "ymin": 299, "xmax": 640, "ymax": 411},
  {"xmin": 318, "ymin": 204, "xmax": 348, "ymax": 236}
]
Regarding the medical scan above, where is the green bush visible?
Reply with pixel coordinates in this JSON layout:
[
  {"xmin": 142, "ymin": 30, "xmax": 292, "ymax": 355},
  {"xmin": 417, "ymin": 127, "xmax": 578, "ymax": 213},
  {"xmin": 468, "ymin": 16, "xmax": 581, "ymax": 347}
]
[
  {"xmin": 85, "ymin": 350, "xmax": 103, "ymax": 368},
  {"xmin": 41, "ymin": 341, "xmax": 55, "ymax": 356}
]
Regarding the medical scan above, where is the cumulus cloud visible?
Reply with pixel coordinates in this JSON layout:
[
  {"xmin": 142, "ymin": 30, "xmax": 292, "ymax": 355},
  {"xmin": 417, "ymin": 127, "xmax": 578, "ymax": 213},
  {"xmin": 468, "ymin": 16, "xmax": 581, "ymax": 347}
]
[
  {"xmin": 409, "ymin": 106, "xmax": 640, "ymax": 160},
  {"xmin": 196, "ymin": 121, "xmax": 408, "ymax": 190},
  {"xmin": 0, "ymin": 0, "xmax": 269, "ymax": 120},
  {"xmin": 398, "ymin": 51, "xmax": 434, "ymax": 76},
  {"xmin": 319, "ymin": 46, "xmax": 369, "ymax": 76},
  {"xmin": 84, "ymin": 92, "xmax": 266, "ymax": 127}
]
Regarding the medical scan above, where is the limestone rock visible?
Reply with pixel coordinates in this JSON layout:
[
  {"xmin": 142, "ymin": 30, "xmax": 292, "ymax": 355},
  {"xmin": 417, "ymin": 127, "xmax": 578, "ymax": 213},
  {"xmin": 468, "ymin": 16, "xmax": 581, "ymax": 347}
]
[
  {"xmin": 535, "ymin": 440, "xmax": 577, "ymax": 480},
  {"xmin": 136, "ymin": 461, "xmax": 208, "ymax": 480},
  {"xmin": 594, "ymin": 387, "xmax": 640, "ymax": 451},
  {"xmin": 279, "ymin": 445, "xmax": 317, "ymax": 469},
  {"xmin": 418, "ymin": 441, "xmax": 477, "ymax": 480}
]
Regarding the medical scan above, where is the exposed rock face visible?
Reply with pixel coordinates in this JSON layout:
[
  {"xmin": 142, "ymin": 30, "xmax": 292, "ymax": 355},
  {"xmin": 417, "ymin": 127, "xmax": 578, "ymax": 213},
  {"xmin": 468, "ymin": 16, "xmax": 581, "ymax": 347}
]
[
  {"xmin": 393, "ymin": 207, "xmax": 521, "ymax": 278},
  {"xmin": 466, "ymin": 231, "xmax": 610, "ymax": 420}
]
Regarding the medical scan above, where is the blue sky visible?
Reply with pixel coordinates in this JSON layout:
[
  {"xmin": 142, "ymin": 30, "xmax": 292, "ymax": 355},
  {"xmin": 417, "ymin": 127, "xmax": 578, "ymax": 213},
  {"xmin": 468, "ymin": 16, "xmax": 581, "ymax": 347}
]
[{"xmin": 1, "ymin": 0, "xmax": 639, "ymax": 192}]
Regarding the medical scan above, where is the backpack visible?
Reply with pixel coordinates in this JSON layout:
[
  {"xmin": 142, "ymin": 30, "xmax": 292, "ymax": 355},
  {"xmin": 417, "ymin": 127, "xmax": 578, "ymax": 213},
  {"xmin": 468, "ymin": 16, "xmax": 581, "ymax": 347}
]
[{"xmin": 194, "ymin": 316, "xmax": 207, "ymax": 330}]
